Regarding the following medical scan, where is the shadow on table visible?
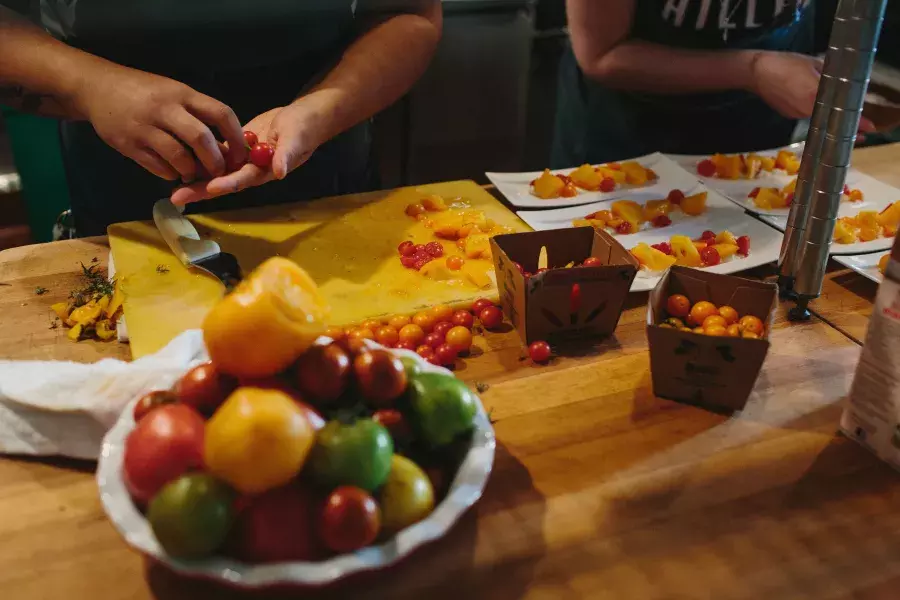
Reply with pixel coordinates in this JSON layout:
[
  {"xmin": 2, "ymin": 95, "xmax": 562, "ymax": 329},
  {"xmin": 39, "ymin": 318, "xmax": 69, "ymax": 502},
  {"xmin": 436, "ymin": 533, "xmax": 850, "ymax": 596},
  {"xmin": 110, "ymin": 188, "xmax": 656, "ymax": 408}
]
[
  {"xmin": 828, "ymin": 269, "xmax": 879, "ymax": 302},
  {"xmin": 146, "ymin": 443, "xmax": 546, "ymax": 600}
]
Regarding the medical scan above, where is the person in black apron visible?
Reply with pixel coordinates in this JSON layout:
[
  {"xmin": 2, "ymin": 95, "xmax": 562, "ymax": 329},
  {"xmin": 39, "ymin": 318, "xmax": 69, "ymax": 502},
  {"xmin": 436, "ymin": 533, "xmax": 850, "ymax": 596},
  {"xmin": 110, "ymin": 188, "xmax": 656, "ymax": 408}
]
[
  {"xmin": 0, "ymin": 1, "xmax": 441, "ymax": 236},
  {"xmin": 552, "ymin": 0, "xmax": 860, "ymax": 167}
]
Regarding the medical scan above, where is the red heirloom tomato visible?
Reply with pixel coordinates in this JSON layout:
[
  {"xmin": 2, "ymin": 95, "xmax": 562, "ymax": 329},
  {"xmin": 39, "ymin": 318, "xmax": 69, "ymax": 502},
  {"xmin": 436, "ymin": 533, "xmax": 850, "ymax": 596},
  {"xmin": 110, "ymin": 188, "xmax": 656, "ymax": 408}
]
[
  {"xmin": 174, "ymin": 362, "xmax": 236, "ymax": 416},
  {"xmin": 320, "ymin": 486, "xmax": 381, "ymax": 553},
  {"xmin": 123, "ymin": 404, "xmax": 205, "ymax": 505},
  {"xmin": 133, "ymin": 390, "xmax": 178, "ymax": 422},
  {"xmin": 228, "ymin": 484, "xmax": 320, "ymax": 563},
  {"xmin": 294, "ymin": 343, "xmax": 351, "ymax": 406}
]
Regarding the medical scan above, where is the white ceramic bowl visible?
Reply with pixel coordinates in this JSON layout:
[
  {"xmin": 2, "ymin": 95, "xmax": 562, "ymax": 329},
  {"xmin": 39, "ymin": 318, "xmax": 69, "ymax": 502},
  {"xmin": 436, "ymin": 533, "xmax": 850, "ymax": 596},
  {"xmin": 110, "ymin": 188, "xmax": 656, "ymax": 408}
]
[{"xmin": 96, "ymin": 344, "xmax": 495, "ymax": 589}]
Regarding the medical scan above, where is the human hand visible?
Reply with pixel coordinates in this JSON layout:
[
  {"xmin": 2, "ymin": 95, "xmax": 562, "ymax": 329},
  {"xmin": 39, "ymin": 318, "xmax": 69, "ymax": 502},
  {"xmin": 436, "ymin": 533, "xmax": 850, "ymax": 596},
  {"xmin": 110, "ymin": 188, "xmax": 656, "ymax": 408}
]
[
  {"xmin": 170, "ymin": 99, "xmax": 324, "ymax": 206},
  {"xmin": 750, "ymin": 51, "xmax": 822, "ymax": 120},
  {"xmin": 75, "ymin": 64, "xmax": 247, "ymax": 182}
]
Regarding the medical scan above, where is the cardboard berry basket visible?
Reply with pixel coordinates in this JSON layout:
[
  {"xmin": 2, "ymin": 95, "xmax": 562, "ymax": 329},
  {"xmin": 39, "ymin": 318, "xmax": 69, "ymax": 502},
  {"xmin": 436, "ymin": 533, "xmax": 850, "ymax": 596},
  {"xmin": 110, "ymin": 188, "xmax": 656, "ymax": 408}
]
[
  {"xmin": 646, "ymin": 266, "xmax": 777, "ymax": 413},
  {"xmin": 490, "ymin": 227, "xmax": 639, "ymax": 345},
  {"xmin": 96, "ymin": 339, "xmax": 495, "ymax": 590}
]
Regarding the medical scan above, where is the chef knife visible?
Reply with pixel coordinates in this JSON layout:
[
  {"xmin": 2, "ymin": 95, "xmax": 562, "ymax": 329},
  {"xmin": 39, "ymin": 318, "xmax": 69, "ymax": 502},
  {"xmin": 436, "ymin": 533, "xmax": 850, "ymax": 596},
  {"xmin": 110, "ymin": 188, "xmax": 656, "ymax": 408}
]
[{"xmin": 152, "ymin": 199, "xmax": 242, "ymax": 291}]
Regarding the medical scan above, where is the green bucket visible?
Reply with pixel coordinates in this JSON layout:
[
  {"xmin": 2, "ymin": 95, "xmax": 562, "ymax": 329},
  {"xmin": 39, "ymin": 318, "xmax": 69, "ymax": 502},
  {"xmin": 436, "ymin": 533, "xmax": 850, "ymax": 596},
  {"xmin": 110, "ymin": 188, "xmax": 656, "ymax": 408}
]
[{"xmin": 1, "ymin": 107, "xmax": 71, "ymax": 242}]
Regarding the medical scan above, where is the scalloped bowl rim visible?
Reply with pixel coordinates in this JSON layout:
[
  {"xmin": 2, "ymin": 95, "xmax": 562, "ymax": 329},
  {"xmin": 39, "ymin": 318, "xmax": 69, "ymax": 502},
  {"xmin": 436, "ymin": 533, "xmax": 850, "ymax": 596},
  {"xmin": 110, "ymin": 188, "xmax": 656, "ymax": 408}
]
[{"xmin": 96, "ymin": 342, "xmax": 495, "ymax": 589}]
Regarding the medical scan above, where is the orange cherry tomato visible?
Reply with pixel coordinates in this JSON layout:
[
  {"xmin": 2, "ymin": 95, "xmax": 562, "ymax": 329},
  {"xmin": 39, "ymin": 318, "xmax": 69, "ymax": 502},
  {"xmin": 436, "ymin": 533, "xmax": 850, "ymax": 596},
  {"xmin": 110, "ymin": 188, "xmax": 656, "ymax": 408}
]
[
  {"xmin": 742, "ymin": 331, "xmax": 760, "ymax": 340},
  {"xmin": 374, "ymin": 326, "xmax": 400, "ymax": 348},
  {"xmin": 692, "ymin": 327, "xmax": 705, "ymax": 335},
  {"xmin": 412, "ymin": 311, "xmax": 436, "ymax": 333},
  {"xmin": 349, "ymin": 328, "xmax": 375, "ymax": 341},
  {"xmin": 702, "ymin": 315, "xmax": 727, "ymax": 330},
  {"xmin": 704, "ymin": 325, "xmax": 727, "ymax": 337},
  {"xmin": 666, "ymin": 294, "xmax": 691, "ymax": 318},
  {"xmin": 726, "ymin": 324, "xmax": 742, "ymax": 337},
  {"xmin": 688, "ymin": 301, "xmax": 718, "ymax": 327},
  {"xmin": 429, "ymin": 304, "xmax": 454, "ymax": 323},
  {"xmin": 717, "ymin": 305, "xmax": 739, "ymax": 326},
  {"xmin": 445, "ymin": 326, "xmax": 473, "ymax": 352},
  {"xmin": 398, "ymin": 324, "xmax": 425, "ymax": 345},
  {"xmin": 388, "ymin": 315, "xmax": 411, "ymax": 330},
  {"xmin": 446, "ymin": 256, "xmax": 465, "ymax": 271},
  {"xmin": 739, "ymin": 315, "xmax": 765, "ymax": 336},
  {"xmin": 362, "ymin": 319, "xmax": 382, "ymax": 332}
]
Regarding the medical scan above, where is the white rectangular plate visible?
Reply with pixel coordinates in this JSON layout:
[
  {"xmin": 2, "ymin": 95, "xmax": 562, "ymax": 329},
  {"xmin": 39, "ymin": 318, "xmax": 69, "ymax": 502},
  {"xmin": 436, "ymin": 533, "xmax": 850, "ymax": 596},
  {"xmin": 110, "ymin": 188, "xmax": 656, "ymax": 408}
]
[
  {"xmin": 486, "ymin": 153, "xmax": 700, "ymax": 209},
  {"xmin": 516, "ymin": 185, "xmax": 784, "ymax": 292},
  {"xmin": 757, "ymin": 170, "xmax": 900, "ymax": 255},
  {"xmin": 667, "ymin": 143, "xmax": 805, "ymax": 216},
  {"xmin": 833, "ymin": 252, "xmax": 887, "ymax": 284}
]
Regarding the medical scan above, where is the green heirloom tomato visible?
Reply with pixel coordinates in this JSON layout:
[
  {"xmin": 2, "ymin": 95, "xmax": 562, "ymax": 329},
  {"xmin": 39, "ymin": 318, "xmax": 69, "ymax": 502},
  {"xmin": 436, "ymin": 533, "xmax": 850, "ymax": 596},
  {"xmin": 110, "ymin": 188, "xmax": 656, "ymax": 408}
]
[
  {"xmin": 379, "ymin": 455, "xmax": 435, "ymax": 534},
  {"xmin": 407, "ymin": 372, "xmax": 477, "ymax": 447},
  {"xmin": 399, "ymin": 356, "xmax": 422, "ymax": 379},
  {"xmin": 308, "ymin": 419, "xmax": 393, "ymax": 492},
  {"xmin": 147, "ymin": 473, "xmax": 235, "ymax": 559}
]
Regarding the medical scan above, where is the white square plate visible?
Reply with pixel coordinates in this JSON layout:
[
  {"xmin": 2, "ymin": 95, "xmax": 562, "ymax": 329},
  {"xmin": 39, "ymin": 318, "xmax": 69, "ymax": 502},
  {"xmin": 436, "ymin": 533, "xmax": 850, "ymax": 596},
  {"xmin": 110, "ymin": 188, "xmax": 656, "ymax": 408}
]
[
  {"xmin": 757, "ymin": 170, "xmax": 900, "ymax": 255},
  {"xmin": 667, "ymin": 143, "xmax": 805, "ymax": 216},
  {"xmin": 486, "ymin": 153, "xmax": 700, "ymax": 209},
  {"xmin": 516, "ymin": 185, "xmax": 784, "ymax": 292},
  {"xmin": 833, "ymin": 252, "xmax": 888, "ymax": 284}
]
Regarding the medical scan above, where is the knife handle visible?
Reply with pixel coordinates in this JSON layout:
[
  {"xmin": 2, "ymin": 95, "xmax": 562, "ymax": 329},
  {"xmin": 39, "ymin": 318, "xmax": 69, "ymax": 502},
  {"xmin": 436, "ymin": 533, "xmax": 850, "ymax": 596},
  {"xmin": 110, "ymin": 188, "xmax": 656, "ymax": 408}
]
[{"xmin": 152, "ymin": 199, "xmax": 221, "ymax": 266}]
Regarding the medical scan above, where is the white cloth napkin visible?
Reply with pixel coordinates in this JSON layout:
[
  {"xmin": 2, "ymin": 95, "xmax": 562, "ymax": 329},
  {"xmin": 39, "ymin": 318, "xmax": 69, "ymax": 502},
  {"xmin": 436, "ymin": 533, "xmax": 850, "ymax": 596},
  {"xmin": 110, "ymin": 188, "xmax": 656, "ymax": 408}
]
[{"xmin": 0, "ymin": 330, "xmax": 207, "ymax": 460}]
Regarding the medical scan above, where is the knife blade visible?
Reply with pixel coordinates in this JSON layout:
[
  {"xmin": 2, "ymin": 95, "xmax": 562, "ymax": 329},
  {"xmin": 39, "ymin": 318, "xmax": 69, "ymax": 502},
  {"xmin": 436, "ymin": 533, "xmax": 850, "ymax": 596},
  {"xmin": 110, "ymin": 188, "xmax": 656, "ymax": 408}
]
[{"xmin": 152, "ymin": 199, "xmax": 242, "ymax": 291}]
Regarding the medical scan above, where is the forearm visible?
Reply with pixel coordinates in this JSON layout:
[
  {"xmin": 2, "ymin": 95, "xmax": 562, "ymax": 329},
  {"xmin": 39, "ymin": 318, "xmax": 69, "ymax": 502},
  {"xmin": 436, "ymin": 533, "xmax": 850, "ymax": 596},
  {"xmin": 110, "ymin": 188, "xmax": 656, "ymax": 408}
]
[
  {"xmin": 296, "ymin": 1, "xmax": 442, "ymax": 145},
  {"xmin": 0, "ymin": 6, "xmax": 101, "ymax": 118},
  {"xmin": 581, "ymin": 40, "xmax": 760, "ymax": 95}
]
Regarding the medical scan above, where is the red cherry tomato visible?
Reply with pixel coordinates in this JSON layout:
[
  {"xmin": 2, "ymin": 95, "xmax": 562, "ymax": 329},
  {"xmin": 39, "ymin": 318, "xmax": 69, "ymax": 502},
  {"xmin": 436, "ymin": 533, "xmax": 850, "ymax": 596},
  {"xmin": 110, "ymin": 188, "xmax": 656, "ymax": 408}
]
[
  {"xmin": 582, "ymin": 257, "xmax": 603, "ymax": 267},
  {"xmin": 372, "ymin": 409, "xmax": 413, "ymax": 445},
  {"xmin": 666, "ymin": 189, "xmax": 685, "ymax": 205},
  {"xmin": 451, "ymin": 310, "xmax": 474, "ymax": 329},
  {"xmin": 133, "ymin": 390, "xmax": 178, "ymax": 422},
  {"xmin": 320, "ymin": 486, "xmax": 381, "ymax": 553},
  {"xmin": 749, "ymin": 187, "xmax": 761, "ymax": 198},
  {"xmin": 737, "ymin": 235, "xmax": 751, "ymax": 256},
  {"xmin": 599, "ymin": 177, "xmax": 616, "ymax": 193},
  {"xmin": 615, "ymin": 221, "xmax": 633, "ymax": 234},
  {"xmin": 243, "ymin": 131, "xmax": 258, "ymax": 148},
  {"xmin": 479, "ymin": 306, "xmax": 503, "ymax": 329},
  {"xmin": 427, "ymin": 355, "xmax": 443, "ymax": 366},
  {"xmin": 528, "ymin": 341, "xmax": 552, "ymax": 363},
  {"xmin": 423, "ymin": 332, "xmax": 444, "ymax": 348},
  {"xmin": 398, "ymin": 241, "xmax": 415, "ymax": 256},
  {"xmin": 249, "ymin": 143, "xmax": 275, "ymax": 168},
  {"xmin": 228, "ymin": 484, "xmax": 321, "ymax": 563},
  {"xmin": 174, "ymin": 362, "xmax": 236, "ymax": 416},
  {"xmin": 432, "ymin": 321, "xmax": 454, "ymax": 339},
  {"xmin": 651, "ymin": 242, "xmax": 673, "ymax": 256},
  {"xmin": 701, "ymin": 230, "xmax": 717, "ymax": 241},
  {"xmin": 434, "ymin": 343, "xmax": 459, "ymax": 366},
  {"xmin": 652, "ymin": 214, "xmax": 672, "ymax": 228},
  {"xmin": 471, "ymin": 298, "xmax": 494, "ymax": 314},
  {"xmin": 416, "ymin": 345, "xmax": 435, "ymax": 360},
  {"xmin": 512, "ymin": 262, "xmax": 525, "ymax": 275},
  {"xmin": 424, "ymin": 242, "xmax": 444, "ymax": 258},
  {"xmin": 400, "ymin": 255, "xmax": 417, "ymax": 269},
  {"xmin": 785, "ymin": 192, "xmax": 794, "ymax": 205},
  {"xmin": 697, "ymin": 159, "xmax": 716, "ymax": 177},
  {"xmin": 123, "ymin": 404, "xmax": 205, "ymax": 505},
  {"xmin": 396, "ymin": 339, "xmax": 418, "ymax": 352},
  {"xmin": 700, "ymin": 246, "xmax": 721, "ymax": 266}
]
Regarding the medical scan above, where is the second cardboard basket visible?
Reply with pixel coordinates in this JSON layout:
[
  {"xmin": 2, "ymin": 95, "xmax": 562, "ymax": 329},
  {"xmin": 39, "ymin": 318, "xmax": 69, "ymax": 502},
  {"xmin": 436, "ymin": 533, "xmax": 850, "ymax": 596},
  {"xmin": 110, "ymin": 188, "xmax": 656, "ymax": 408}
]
[{"xmin": 646, "ymin": 266, "xmax": 777, "ymax": 413}]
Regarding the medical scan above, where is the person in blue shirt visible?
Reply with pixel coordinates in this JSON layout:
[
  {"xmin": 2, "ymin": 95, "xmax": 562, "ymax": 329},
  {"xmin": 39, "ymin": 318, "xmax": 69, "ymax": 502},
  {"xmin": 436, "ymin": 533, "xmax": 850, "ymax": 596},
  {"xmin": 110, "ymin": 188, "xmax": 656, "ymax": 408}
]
[
  {"xmin": 0, "ymin": 1, "xmax": 441, "ymax": 235},
  {"xmin": 553, "ymin": 0, "xmax": 872, "ymax": 167}
]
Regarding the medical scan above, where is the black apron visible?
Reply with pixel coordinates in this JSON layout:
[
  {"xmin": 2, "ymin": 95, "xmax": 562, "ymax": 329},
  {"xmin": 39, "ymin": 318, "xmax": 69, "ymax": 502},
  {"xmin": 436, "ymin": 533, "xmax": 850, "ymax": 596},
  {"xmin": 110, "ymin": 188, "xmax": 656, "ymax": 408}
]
[
  {"xmin": 40, "ymin": 0, "xmax": 376, "ymax": 236},
  {"xmin": 552, "ymin": 0, "xmax": 818, "ymax": 167}
]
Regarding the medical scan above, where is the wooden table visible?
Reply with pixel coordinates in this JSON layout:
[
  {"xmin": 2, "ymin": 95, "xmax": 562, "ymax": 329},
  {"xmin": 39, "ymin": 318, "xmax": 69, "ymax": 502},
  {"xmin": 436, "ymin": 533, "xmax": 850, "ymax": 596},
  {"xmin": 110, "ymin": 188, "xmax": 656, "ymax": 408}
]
[{"xmin": 0, "ymin": 146, "xmax": 898, "ymax": 600}]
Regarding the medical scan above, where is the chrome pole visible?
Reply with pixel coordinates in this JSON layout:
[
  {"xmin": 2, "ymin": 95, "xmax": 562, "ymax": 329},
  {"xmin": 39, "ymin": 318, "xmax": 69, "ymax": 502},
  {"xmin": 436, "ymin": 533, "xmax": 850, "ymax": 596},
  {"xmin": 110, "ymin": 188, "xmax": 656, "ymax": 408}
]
[{"xmin": 777, "ymin": 0, "xmax": 887, "ymax": 320}]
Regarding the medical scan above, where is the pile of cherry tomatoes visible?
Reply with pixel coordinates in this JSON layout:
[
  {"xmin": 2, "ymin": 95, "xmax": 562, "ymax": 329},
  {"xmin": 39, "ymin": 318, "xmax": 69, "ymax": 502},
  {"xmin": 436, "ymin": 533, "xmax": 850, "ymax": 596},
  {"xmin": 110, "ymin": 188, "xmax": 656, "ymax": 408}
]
[
  {"xmin": 330, "ymin": 299, "xmax": 504, "ymax": 368},
  {"xmin": 660, "ymin": 294, "xmax": 766, "ymax": 339}
]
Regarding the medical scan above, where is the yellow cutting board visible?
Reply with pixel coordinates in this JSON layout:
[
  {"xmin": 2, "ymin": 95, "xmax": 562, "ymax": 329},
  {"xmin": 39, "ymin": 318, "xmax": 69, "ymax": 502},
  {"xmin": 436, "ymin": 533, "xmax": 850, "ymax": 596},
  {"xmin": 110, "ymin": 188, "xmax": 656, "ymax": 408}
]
[{"xmin": 109, "ymin": 180, "xmax": 529, "ymax": 358}]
